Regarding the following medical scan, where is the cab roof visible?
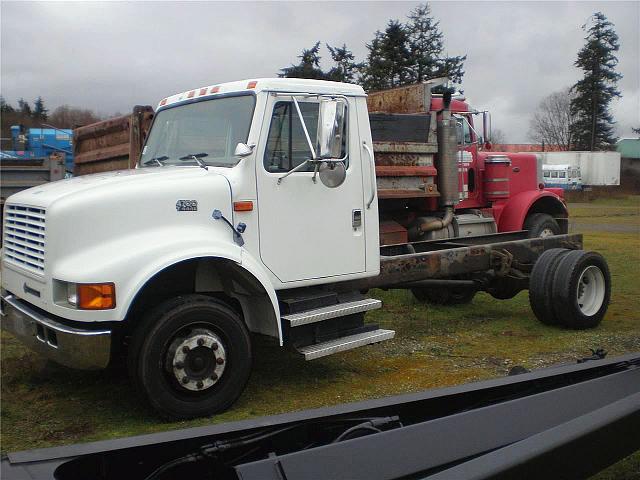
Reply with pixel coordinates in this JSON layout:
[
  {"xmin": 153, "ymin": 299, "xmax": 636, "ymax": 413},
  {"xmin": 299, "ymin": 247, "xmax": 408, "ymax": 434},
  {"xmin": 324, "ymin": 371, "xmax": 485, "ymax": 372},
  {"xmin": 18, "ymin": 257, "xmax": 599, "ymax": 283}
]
[{"xmin": 157, "ymin": 78, "xmax": 366, "ymax": 110}]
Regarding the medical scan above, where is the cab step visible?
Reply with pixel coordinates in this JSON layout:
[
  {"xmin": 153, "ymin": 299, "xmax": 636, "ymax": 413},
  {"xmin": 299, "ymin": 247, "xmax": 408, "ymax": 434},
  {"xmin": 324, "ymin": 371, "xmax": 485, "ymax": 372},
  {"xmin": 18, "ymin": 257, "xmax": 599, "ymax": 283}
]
[
  {"xmin": 282, "ymin": 298, "xmax": 382, "ymax": 327},
  {"xmin": 296, "ymin": 329, "xmax": 395, "ymax": 361}
]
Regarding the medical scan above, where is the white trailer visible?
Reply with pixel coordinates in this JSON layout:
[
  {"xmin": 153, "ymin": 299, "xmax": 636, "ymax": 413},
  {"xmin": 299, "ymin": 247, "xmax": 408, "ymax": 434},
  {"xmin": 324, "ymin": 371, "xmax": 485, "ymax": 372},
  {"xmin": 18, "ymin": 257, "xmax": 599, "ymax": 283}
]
[{"xmin": 536, "ymin": 151, "xmax": 620, "ymax": 187}]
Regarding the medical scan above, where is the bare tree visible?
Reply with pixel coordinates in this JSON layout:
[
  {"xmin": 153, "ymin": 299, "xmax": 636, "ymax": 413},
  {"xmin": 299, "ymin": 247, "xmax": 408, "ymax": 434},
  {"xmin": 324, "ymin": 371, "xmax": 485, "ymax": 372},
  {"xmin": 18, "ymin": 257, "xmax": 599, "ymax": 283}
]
[
  {"xmin": 528, "ymin": 88, "xmax": 575, "ymax": 149},
  {"xmin": 491, "ymin": 128, "xmax": 507, "ymax": 144},
  {"xmin": 48, "ymin": 105, "xmax": 102, "ymax": 129}
]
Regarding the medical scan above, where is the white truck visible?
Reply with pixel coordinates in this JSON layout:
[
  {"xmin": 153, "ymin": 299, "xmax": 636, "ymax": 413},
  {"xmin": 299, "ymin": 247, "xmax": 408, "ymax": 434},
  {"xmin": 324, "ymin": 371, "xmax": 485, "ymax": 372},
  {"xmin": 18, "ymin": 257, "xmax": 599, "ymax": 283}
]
[{"xmin": 1, "ymin": 78, "xmax": 611, "ymax": 419}]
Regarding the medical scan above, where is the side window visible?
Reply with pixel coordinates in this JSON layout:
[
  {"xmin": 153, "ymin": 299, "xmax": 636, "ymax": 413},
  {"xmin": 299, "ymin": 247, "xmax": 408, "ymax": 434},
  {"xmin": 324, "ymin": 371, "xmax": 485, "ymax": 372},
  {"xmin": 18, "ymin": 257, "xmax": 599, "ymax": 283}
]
[
  {"xmin": 543, "ymin": 171, "xmax": 550, "ymax": 178},
  {"xmin": 264, "ymin": 101, "xmax": 348, "ymax": 173},
  {"xmin": 455, "ymin": 116, "xmax": 472, "ymax": 145},
  {"xmin": 559, "ymin": 171, "xmax": 566, "ymax": 178},
  {"xmin": 551, "ymin": 171, "xmax": 558, "ymax": 178}
]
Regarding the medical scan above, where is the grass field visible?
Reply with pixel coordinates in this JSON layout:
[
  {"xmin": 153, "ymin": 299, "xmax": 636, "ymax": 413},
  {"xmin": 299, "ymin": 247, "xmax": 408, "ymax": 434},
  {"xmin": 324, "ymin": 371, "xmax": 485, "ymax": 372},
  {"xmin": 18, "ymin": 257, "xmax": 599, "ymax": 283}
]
[{"xmin": 2, "ymin": 196, "xmax": 639, "ymax": 477}]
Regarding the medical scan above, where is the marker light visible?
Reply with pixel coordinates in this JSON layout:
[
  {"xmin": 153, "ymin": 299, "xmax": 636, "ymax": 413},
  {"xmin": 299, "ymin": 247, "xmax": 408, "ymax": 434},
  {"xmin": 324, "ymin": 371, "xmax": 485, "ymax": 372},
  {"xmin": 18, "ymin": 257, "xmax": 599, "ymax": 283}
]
[
  {"xmin": 199, "ymin": 88, "xmax": 207, "ymax": 96},
  {"xmin": 160, "ymin": 98, "xmax": 168, "ymax": 106},
  {"xmin": 246, "ymin": 81, "xmax": 257, "ymax": 89},
  {"xmin": 187, "ymin": 90, "xmax": 195, "ymax": 98},
  {"xmin": 233, "ymin": 201, "xmax": 254, "ymax": 212},
  {"xmin": 210, "ymin": 86, "xmax": 220, "ymax": 94},
  {"xmin": 77, "ymin": 283, "xmax": 116, "ymax": 310}
]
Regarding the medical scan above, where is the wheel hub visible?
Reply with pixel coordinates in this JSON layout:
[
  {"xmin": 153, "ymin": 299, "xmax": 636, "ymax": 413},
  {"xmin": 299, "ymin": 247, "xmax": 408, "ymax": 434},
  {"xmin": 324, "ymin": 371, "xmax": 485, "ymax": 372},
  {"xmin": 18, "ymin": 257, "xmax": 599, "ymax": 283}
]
[
  {"xmin": 576, "ymin": 265, "xmax": 606, "ymax": 316},
  {"xmin": 168, "ymin": 329, "xmax": 226, "ymax": 391},
  {"xmin": 539, "ymin": 228, "xmax": 555, "ymax": 238}
]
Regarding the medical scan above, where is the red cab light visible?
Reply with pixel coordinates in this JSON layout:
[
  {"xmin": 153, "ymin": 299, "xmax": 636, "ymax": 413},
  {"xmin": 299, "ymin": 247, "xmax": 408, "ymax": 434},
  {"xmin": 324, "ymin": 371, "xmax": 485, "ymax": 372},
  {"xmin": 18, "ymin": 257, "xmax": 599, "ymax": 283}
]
[
  {"xmin": 246, "ymin": 81, "xmax": 257, "ymax": 89},
  {"xmin": 199, "ymin": 88, "xmax": 207, "ymax": 96},
  {"xmin": 160, "ymin": 98, "xmax": 167, "ymax": 106},
  {"xmin": 187, "ymin": 90, "xmax": 195, "ymax": 98},
  {"xmin": 210, "ymin": 86, "xmax": 220, "ymax": 94}
]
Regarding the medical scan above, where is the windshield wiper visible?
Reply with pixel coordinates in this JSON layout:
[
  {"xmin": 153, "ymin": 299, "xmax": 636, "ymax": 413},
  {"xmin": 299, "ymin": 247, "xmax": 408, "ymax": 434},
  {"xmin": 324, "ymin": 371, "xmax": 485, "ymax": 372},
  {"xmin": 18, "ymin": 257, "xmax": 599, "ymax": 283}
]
[
  {"xmin": 179, "ymin": 152, "xmax": 209, "ymax": 170},
  {"xmin": 142, "ymin": 155, "xmax": 169, "ymax": 167}
]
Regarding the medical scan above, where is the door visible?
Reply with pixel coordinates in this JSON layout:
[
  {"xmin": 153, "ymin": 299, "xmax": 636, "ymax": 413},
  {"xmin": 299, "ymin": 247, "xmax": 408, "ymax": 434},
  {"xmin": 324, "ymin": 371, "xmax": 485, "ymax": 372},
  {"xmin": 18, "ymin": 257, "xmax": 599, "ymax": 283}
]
[{"xmin": 256, "ymin": 95, "xmax": 366, "ymax": 283}]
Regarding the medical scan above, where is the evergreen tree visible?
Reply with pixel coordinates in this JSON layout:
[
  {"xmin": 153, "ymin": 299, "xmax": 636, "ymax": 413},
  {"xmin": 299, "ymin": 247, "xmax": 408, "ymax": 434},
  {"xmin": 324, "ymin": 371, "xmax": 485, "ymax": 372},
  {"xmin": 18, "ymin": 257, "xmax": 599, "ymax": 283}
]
[
  {"xmin": 0, "ymin": 96, "xmax": 15, "ymax": 113},
  {"xmin": 33, "ymin": 96, "xmax": 48, "ymax": 121},
  {"xmin": 279, "ymin": 42, "xmax": 329, "ymax": 80},
  {"xmin": 406, "ymin": 4, "xmax": 443, "ymax": 82},
  {"xmin": 570, "ymin": 12, "xmax": 622, "ymax": 151},
  {"xmin": 326, "ymin": 44, "xmax": 364, "ymax": 83},
  {"xmin": 362, "ymin": 21, "xmax": 412, "ymax": 91},
  {"xmin": 17, "ymin": 98, "xmax": 32, "ymax": 117}
]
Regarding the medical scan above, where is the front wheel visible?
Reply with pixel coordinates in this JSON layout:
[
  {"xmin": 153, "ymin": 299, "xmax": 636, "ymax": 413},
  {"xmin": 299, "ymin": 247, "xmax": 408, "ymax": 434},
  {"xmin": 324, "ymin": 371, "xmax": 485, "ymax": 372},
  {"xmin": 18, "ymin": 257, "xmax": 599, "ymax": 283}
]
[
  {"xmin": 524, "ymin": 213, "xmax": 560, "ymax": 238},
  {"xmin": 128, "ymin": 295, "xmax": 252, "ymax": 419}
]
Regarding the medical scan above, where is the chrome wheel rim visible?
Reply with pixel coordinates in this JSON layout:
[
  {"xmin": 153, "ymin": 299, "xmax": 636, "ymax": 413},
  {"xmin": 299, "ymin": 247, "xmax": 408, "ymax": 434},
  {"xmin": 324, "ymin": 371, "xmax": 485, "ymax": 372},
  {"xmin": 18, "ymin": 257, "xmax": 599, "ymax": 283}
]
[
  {"xmin": 576, "ymin": 265, "xmax": 606, "ymax": 316},
  {"xmin": 167, "ymin": 328, "xmax": 227, "ymax": 392}
]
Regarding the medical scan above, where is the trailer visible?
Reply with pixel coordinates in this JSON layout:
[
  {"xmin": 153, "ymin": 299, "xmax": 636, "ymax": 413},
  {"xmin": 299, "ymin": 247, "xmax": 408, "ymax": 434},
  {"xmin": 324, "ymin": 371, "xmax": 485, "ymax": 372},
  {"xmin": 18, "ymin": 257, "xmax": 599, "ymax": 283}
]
[
  {"xmin": 537, "ymin": 151, "xmax": 620, "ymax": 187},
  {"xmin": 2, "ymin": 351, "xmax": 638, "ymax": 480}
]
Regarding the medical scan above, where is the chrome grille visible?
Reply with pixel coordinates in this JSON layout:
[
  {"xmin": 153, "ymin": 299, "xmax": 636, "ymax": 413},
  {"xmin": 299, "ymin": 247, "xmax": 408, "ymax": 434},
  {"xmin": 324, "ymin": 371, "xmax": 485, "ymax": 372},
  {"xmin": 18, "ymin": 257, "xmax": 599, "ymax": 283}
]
[{"xmin": 3, "ymin": 204, "xmax": 46, "ymax": 275}]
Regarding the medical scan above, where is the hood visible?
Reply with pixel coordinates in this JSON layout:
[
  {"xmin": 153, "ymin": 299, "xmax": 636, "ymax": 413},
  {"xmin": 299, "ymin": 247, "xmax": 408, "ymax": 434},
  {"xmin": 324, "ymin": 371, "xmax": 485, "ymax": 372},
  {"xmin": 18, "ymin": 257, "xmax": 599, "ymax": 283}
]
[{"xmin": 6, "ymin": 167, "xmax": 217, "ymax": 208}]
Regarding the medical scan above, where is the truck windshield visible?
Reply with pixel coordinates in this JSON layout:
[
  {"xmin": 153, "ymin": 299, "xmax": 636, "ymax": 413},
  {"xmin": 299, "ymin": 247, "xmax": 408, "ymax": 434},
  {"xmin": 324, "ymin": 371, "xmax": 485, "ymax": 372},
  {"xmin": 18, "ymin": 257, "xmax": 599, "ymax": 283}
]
[{"xmin": 140, "ymin": 95, "xmax": 255, "ymax": 168}]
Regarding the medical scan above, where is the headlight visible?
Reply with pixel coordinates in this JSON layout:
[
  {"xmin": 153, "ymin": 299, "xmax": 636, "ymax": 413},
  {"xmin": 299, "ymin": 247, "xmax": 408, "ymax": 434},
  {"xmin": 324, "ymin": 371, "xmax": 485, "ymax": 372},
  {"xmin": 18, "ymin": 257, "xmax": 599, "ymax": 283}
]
[
  {"xmin": 56, "ymin": 281, "xmax": 115, "ymax": 310},
  {"xmin": 67, "ymin": 283, "xmax": 78, "ymax": 307}
]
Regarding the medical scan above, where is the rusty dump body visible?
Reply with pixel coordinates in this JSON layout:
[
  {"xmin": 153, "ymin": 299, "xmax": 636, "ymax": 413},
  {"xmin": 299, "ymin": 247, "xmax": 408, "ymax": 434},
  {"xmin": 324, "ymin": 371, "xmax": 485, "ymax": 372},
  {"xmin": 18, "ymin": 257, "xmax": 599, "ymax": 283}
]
[{"xmin": 73, "ymin": 106, "xmax": 153, "ymax": 176}]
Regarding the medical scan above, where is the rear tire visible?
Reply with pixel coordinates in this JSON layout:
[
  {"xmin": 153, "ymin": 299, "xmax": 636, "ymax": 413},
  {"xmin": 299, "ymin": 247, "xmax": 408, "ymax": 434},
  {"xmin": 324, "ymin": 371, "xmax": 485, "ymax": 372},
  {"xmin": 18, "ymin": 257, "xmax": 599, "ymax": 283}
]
[
  {"xmin": 524, "ymin": 213, "xmax": 560, "ymax": 238},
  {"xmin": 127, "ymin": 294, "xmax": 252, "ymax": 419},
  {"xmin": 411, "ymin": 286, "xmax": 476, "ymax": 305},
  {"xmin": 551, "ymin": 251, "xmax": 611, "ymax": 329},
  {"xmin": 529, "ymin": 248, "xmax": 571, "ymax": 325}
]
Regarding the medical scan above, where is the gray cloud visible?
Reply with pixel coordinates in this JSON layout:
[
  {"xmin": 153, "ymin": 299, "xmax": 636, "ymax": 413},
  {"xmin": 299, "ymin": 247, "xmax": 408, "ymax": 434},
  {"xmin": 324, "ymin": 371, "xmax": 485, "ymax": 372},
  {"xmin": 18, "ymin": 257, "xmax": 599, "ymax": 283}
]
[{"xmin": 1, "ymin": 1, "xmax": 638, "ymax": 142}]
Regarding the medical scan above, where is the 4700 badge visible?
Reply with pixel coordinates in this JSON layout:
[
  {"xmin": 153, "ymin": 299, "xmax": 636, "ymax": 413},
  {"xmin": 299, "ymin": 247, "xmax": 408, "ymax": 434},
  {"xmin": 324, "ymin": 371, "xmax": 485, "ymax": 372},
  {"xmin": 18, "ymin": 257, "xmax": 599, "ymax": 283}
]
[{"xmin": 175, "ymin": 200, "xmax": 198, "ymax": 212}]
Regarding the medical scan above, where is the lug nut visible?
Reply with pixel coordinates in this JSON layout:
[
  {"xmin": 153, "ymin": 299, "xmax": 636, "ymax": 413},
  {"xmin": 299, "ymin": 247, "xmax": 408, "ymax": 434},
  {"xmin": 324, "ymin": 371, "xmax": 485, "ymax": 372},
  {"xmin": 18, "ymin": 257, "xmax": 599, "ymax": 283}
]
[
  {"xmin": 212, "ymin": 342, "xmax": 218, "ymax": 350},
  {"xmin": 196, "ymin": 381, "xmax": 204, "ymax": 389},
  {"xmin": 182, "ymin": 377, "xmax": 189, "ymax": 384},
  {"xmin": 182, "ymin": 346, "xmax": 190, "ymax": 354},
  {"xmin": 175, "ymin": 362, "xmax": 184, "ymax": 369},
  {"xmin": 197, "ymin": 338, "xmax": 205, "ymax": 346},
  {"xmin": 216, "ymin": 357, "xmax": 225, "ymax": 365},
  {"xmin": 211, "ymin": 373, "xmax": 218, "ymax": 380}
]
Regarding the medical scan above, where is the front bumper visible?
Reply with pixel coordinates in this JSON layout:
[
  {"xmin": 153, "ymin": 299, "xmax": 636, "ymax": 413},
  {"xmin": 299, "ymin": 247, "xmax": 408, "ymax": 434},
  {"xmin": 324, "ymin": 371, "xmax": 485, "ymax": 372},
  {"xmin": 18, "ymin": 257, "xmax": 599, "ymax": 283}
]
[{"xmin": 0, "ymin": 293, "xmax": 111, "ymax": 370}]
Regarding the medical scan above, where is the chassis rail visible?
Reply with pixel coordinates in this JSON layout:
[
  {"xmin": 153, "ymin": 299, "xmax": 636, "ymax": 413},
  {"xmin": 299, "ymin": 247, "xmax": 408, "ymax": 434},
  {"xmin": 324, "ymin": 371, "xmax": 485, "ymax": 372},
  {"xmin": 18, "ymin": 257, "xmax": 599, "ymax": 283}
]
[
  {"xmin": 2, "ymin": 351, "xmax": 638, "ymax": 480},
  {"xmin": 340, "ymin": 232, "xmax": 583, "ymax": 290}
]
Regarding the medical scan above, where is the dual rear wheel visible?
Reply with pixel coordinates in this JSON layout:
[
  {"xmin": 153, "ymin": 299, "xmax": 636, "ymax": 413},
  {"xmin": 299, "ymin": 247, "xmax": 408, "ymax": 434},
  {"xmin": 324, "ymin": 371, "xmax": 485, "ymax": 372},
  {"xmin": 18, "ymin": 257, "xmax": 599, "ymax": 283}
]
[{"xmin": 529, "ymin": 249, "xmax": 610, "ymax": 329}]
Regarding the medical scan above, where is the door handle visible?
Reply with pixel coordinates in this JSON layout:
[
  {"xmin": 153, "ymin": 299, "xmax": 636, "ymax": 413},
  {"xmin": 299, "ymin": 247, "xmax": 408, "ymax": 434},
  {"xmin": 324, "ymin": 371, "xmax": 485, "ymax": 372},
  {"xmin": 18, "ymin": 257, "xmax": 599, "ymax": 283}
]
[{"xmin": 363, "ymin": 142, "xmax": 376, "ymax": 209}]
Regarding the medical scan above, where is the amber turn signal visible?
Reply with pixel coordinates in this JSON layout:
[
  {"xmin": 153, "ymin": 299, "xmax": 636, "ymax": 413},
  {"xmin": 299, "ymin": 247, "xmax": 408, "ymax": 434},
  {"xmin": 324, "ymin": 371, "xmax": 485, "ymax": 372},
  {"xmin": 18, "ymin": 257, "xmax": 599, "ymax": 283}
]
[
  {"xmin": 77, "ymin": 283, "xmax": 116, "ymax": 310},
  {"xmin": 233, "ymin": 201, "xmax": 253, "ymax": 212}
]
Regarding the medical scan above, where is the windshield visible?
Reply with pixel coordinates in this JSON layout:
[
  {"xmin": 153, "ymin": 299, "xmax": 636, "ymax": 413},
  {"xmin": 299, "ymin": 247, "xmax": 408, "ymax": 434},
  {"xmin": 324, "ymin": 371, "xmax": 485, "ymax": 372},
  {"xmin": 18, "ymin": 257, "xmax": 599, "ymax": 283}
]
[{"xmin": 139, "ymin": 94, "xmax": 255, "ymax": 168}]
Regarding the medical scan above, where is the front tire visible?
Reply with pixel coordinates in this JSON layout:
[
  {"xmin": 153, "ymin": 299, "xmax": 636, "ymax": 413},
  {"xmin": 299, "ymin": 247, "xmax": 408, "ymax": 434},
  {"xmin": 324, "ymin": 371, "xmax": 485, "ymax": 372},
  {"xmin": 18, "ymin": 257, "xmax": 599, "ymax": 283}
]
[
  {"xmin": 128, "ymin": 295, "xmax": 252, "ymax": 419},
  {"xmin": 524, "ymin": 213, "xmax": 560, "ymax": 238}
]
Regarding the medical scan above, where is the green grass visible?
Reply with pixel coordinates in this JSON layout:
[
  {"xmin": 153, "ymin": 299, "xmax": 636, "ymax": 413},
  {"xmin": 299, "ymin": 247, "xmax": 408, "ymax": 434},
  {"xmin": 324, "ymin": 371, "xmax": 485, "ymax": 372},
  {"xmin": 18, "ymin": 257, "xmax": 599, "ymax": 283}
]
[{"xmin": 1, "ymin": 196, "xmax": 639, "ymax": 477}]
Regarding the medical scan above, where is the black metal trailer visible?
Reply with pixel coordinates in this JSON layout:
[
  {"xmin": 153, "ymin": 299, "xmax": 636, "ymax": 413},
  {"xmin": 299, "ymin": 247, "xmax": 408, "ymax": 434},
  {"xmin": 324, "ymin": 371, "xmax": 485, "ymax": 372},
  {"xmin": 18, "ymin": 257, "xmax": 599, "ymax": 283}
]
[{"xmin": 3, "ymin": 351, "xmax": 639, "ymax": 480}]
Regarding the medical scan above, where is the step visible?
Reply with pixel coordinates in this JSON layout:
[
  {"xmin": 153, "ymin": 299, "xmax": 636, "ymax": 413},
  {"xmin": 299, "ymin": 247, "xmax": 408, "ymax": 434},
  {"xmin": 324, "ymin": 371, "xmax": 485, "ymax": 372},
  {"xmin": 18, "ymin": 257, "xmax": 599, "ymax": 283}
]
[
  {"xmin": 282, "ymin": 298, "xmax": 382, "ymax": 328},
  {"xmin": 297, "ymin": 329, "xmax": 395, "ymax": 361}
]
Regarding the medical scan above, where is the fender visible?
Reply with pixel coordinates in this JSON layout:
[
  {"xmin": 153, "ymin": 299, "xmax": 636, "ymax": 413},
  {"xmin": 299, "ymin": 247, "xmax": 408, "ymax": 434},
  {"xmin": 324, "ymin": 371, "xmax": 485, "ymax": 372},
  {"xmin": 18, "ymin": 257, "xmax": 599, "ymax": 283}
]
[
  {"xmin": 51, "ymin": 226, "xmax": 281, "ymax": 337},
  {"xmin": 494, "ymin": 190, "xmax": 568, "ymax": 233}
]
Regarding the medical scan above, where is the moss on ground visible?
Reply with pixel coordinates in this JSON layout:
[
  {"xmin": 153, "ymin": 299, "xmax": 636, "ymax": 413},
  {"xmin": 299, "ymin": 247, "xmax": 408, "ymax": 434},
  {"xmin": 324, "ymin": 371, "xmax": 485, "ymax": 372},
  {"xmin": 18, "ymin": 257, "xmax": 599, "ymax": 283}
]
[{"xmin": 1, "ymin": 196, "xmax": 639, "ymax": 477}]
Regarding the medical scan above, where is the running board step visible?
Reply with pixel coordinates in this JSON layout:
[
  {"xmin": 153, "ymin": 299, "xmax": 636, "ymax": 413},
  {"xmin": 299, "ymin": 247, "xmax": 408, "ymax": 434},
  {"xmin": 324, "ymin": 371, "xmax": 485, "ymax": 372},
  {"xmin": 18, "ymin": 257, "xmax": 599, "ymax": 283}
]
[
  {"xmin": 296, "ymin": 329, "xmax": 395, "ymax": 361},
  {"xmin": 282, "ymin": 298, "xmax": 382, "ymax": 328}
]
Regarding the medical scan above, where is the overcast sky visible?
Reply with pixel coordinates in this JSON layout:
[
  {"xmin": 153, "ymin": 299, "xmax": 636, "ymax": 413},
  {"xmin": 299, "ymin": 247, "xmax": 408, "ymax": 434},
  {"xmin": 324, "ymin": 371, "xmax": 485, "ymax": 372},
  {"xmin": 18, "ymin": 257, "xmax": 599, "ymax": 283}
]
[{"xmin": 1, "ymin": 1, "xmax": 638, "ymax": 142}]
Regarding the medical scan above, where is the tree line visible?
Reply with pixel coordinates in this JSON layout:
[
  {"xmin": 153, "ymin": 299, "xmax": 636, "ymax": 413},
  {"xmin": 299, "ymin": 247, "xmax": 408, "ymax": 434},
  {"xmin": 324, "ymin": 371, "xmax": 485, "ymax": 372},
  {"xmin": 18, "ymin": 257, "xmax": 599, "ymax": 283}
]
[
  {"xmin": 1, "ymin": 95, "xmax": 102, "ymax": 150},
  {"xmin": 279, "ymin": 4, "xmax": 465, "ymax": 91}
]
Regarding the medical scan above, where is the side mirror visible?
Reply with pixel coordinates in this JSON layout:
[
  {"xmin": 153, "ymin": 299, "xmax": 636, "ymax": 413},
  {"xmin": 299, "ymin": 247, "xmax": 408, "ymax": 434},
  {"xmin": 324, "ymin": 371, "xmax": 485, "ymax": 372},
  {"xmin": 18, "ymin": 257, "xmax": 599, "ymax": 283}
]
[
  {"xmin": 316, "ymin": 98, "xmax": 346, "ymax": 159},
  {"xmin": 318, "ymin": 161, "xmax": 347, "ymax": 188},
  {"xmin": 234, "ymin": 143, "xmax": 254, "ymax": 158}
]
